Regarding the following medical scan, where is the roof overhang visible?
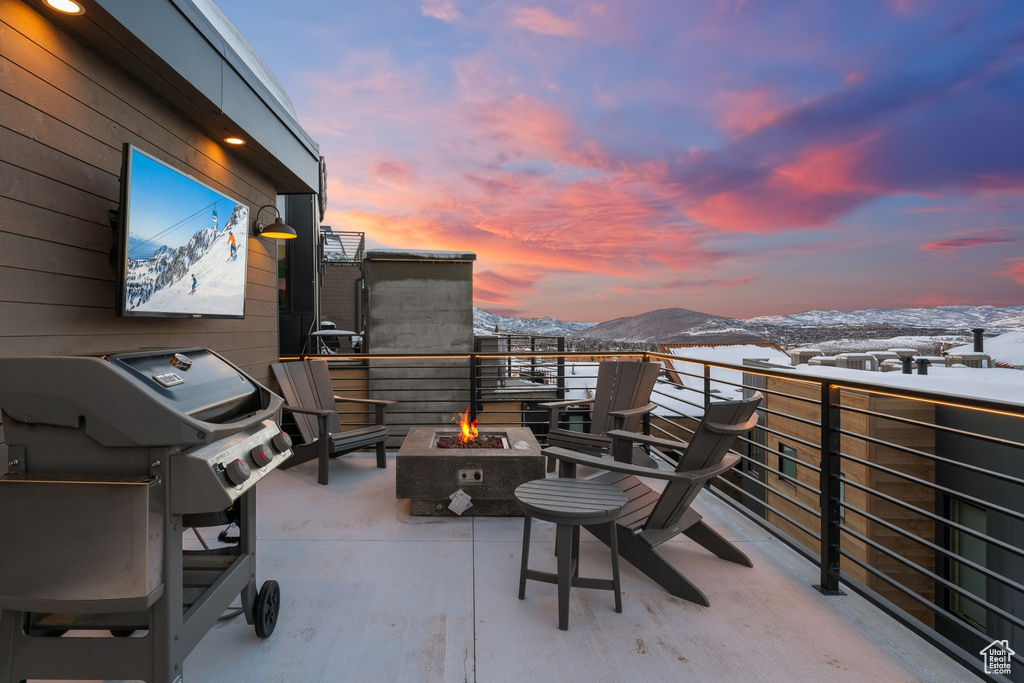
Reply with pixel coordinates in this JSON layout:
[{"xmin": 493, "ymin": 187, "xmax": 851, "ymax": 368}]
[{"xmin": 37, "ymin": 0, "xmax": 320, "ymax": 194}]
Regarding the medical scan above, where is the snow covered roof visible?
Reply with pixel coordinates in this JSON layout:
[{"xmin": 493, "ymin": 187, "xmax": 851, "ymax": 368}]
[
  {"xmin": 658, "ymin": 343, "xmax": 785, "ymax": 394},
  {"xmin": 946, "ymin": 331, "xmax": 1024, "ymax": 369},
  {"xmin": 366, "ymin": 250, "xmax": 476, "ymax": 261}
]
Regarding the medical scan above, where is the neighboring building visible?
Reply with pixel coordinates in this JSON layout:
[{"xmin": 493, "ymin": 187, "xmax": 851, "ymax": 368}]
[
  {"xmin": 0, "ymin": 0, "xmax": 322, "ymax": 384},
  {"xmin": 745, "ymin": 359, "xmax": 1024, "ymax": 652}
]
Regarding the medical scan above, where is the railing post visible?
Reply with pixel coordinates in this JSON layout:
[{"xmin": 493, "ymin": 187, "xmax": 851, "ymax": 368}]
[
  {"xmin": 816, "ymin": 382, "xmax": 845, "ymax": 595},
  {"xmin": 469, "ymin": 352, "xmax": 479, "ymax": 421},
  {"xmin": 703, "ymin": 364, "xmax": 712, "ymax": 409},
  {"xmin": 557, "ymin": 338, "xmax": 565, "ymax": 400}
]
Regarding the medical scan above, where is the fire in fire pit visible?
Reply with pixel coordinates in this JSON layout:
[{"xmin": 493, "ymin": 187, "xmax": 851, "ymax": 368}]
[{"xmin": 435, "ymin": 409, "xmax": 507, "ymax": 449}]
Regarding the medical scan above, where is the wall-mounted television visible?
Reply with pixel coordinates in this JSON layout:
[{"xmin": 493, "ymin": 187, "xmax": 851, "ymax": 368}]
[{"xmin": 116, "ymin": 144, "xmax": 249, "ymax": 318}]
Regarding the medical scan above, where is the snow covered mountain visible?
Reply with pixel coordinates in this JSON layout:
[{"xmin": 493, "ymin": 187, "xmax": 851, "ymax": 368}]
[
  {"xmin": 473, "ymin": 308, "xmax": 597, "ymax": 337},
  {"xmin": 474, "ymin": 305, "xmax": 1024, "ymax": 347},
  {"xmin": 747, "ymin": 305, "xmax": 1024, "ymax": 332}
]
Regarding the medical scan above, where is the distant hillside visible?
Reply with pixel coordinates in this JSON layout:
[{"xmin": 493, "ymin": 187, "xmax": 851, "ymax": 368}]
[
  {"xmin": 748, "ymin": 305, "xmax": 1024, "ymax": 332},
  {"xmin": 473, "ymin": 308, "xmax": 597, "ymax": 337},
  {"xmin": 474, "ymin": 305, "xmax": 1024, "ymax": 348},
  {"xmin": 580, "ymin": 308, "xmax": 766, "ymax": 344}
]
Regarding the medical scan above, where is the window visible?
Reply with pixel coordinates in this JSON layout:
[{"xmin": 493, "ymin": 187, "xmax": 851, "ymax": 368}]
[
  {"xmin": 779, "ymin": 443, "xmax": 798, "ymax": 482},
  {"xmin": 950, "ymin": 499, "xmax": 988, "ymax": 632}
]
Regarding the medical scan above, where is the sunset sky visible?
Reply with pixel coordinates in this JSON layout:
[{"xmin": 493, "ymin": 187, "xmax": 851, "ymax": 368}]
[{"xmin": 214, "ymin": 0, "xmax": 1024, "ymax": 322}]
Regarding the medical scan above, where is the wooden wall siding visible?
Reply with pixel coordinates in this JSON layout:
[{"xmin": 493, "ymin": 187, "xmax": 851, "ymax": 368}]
[
  {"xmin": 0, "ymin": 1, "xmax": 281, "ymax": 385},
  {"xmin": 763, "ymin": 377, "xmax": 937, "ymax": 626}
]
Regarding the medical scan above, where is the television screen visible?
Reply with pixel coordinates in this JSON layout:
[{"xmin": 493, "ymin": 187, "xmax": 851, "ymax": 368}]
[{"xmin": 117, "ymin": 144, "xmax": 249, "ymax": 318}]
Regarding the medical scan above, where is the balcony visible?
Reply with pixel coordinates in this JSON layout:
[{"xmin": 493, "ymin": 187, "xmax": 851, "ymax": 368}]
[
  {"xmin": 211, "ymin": 344, "xmax": 1020, "ymax": 682},
  {"xmin": 28, "ymin": 346, "xmax": 1015, "ymax": 680}
]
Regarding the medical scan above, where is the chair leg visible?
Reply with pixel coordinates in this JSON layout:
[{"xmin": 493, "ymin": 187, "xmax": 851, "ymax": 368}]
[
  {"xmin": 375, "ymin": 441, "xmax": 387, "ymax": 469},
  {"xmin": 684, "ymin": 520, "xmax": 753, "ymax": 567},
  {"xmin": 555, "ymin": 523, "xmax": 573, "ymax": 631},
  {"xmin": 518, "ymin": 516, "xmax": 532, "ymax": 600},
  {"xmin": 608, "ymin": 521, "xmax": 622, "ymax": 613},
  {"xmin": 585, "ymin": 523, "xmax": 711, "ymax": 607},
  {"xmin": 571, "ymin": 524, "xmax": 580, "ymax": 578},
  {"xmin": 317, "ymin": 437, "xmax": 330, "ymax": 485}
]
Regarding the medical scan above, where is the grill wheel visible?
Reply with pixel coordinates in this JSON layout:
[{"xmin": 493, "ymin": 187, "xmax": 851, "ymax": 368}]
[{"xmin": 253, "ymin": 579, "xmax": 280, "ymax": 638}]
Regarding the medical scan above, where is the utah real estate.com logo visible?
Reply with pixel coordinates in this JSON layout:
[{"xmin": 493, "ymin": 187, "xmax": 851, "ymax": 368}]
[{"xmin": 981, "ymin": 639, "xmax": 1014, "ymax": 676}]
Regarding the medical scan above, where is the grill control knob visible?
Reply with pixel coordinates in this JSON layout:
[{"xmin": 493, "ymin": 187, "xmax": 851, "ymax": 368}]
[
  {"xmin": 271, "ymin": 431, "xmax": 293, "ymax": 453},
  {"xmin": 224, "ymin": 458, "xmax": 251, "ymax": 486},
  {"xmin": 251, "ymin": 445, "xmax": 273, "ymax": 468}
]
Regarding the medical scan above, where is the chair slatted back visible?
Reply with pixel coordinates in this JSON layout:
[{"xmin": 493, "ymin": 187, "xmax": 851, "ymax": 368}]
[
  {"xmin": 644, "ymin": 394, "xmax": 761, "ymax": 531},
  {"xmin": 589, "ymin": 361, "xmax": 661, "ymax": 435},
  {"xmin": 271, "ymin": 360, "xmax": 343, "ymax": 443}
]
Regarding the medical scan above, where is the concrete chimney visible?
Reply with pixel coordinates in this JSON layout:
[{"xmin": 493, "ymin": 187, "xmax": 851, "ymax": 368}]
[{"xmin": 972, "ymin": 328, "xmax": 984, "ymax": 353}]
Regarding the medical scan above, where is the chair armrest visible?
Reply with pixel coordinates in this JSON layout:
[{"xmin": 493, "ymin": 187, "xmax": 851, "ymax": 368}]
[
  {"xmin": 282, "ymin": 405, "xmax": 334, "ymax": 416},
  {"xmin": 332, "ymin": 396, "xmax": 396, "ymax": 406},
  {"xmin": 542, "ymin": 446, "xmax": 739, "ymax": 484},
  {"xmin": 705, "ymin": 412, "xmax": 759, "ymax": 435},
  {"xmin": 607, "ymin": 403, "xmax": 656, "ymax": 419},
  {"xmin": 538, "ymin": 397, "xmax": 595, "ymax": 409},
  {"xmin": 607, "ymin": 429, "xmax": 689, "ymax": 454},
  {"xmin": 542, "ymin": 396, "xmax": 595, "ymax": 431}
]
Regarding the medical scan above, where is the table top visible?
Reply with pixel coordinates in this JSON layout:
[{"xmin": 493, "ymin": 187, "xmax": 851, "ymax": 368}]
[
  {"xmin": 514, "ymin": 478, "xmax": 627, "ymax": 524},
  {"xmin": 398, "ymin": 426, "xmax": 542, "ymax": 457}
]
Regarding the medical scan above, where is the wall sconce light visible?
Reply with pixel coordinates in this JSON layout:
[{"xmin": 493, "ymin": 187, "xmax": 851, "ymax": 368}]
[
  {"xmin": 254, "ymin": 205, "xmax": 297, "ymax": 240},
  {"xmin": 46, "ymin": 0, "xmax": 85, "ymax": 14}
]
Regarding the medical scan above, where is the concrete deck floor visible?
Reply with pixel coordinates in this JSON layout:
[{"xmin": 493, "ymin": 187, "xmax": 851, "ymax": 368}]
[{"xmin": 43, "ymin": 453, "xmax": 976, "ymax": 682}]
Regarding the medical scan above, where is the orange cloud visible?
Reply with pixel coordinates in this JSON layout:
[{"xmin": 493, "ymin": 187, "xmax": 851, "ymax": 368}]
[{"xmin": 998, "ymin": 260, "xmax": 1024, "ymax": 286}]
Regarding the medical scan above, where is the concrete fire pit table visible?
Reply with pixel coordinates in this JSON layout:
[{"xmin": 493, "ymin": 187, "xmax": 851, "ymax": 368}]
[{"xmin": 396, "ymin": 426, "xmax": 544, "ymax": 516}]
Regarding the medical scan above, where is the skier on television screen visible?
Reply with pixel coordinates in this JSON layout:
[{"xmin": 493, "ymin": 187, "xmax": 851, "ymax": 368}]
[
  {"xmin": 190, "ymin": 274, "xmax": 197, "ymax": 294},
  {"xmin": 228, "ymin": 230, "xmax": 237, "ymax": 258}
]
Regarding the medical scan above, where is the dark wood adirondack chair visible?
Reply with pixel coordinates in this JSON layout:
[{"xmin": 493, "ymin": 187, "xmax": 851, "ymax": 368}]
[
  {"xmin": 541, "ymin": 361, "xmax": 661, "ymax": 472},
  {"xmin": 543, "ymin": 392, "xmax": 762, "ymax": 607},
  {"xmin": 271, "ymin": 359, "xmax": 395, "ymax": 485}
]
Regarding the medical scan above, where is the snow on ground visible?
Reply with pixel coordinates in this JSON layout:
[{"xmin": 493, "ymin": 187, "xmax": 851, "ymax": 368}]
[
  {"xmin": 803, "ymin": 335, "xmax": 969, "ymax": 356},
  {"xmin": 136, "ymin": 227, "xmax": 246, "ymax": 316}
]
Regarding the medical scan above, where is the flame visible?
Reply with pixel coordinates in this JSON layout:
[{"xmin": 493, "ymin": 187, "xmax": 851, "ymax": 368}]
[{"xmin": 455, "ymin": 408, "xmax": 478, "ymax": 444}]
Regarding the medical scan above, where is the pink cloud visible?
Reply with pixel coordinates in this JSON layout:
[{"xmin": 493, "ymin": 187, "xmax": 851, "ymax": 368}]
[
  {"xmin": 713, "ymin": 89, "xmax": 787, "ymax": 137},
  {"xmin": 920, "ymin": 236, "xmax": 1017, "ymax": 252},
  {"xmin": 682, "ymin": 136, "xmax": 882, "ymax": 232},
  {"xmin": 508, "ymin": 6, "xmax": 580, "ymax": 37},
  {"xmin": 613, "ymin": 275, "xmax": 758, "ymax": 295},
  {"xmin": 421, "ymin": 0, "xmax": 459, "ymax": 22},
  {"xmin": 371, "ymin": 161, "xmax": 413, "ymax": 185}
]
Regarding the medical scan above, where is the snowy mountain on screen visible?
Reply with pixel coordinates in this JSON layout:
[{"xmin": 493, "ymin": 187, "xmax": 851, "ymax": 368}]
[
  {"xmin": 127, "ymin": 234, "xmax": 169, "ymax": 260},
  {"xmin": 125, "ymin": 206, "xmax": 246, "ymax": 316}
]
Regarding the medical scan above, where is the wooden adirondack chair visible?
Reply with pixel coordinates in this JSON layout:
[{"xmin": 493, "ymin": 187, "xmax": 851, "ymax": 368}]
[
  {"xmin": 271, "ymin": 359, "xmax": 395, "ymax": 485},
  {"xmin": 542, "ymin": 392, "xmax": 762, "ymax": 607},
  {"xmin": 541, "ymin": 361, "xmax": 661, "ymax": 472}
]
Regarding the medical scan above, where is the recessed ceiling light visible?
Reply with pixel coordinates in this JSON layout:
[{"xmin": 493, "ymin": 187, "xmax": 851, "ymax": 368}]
[
  {"xmin": 46, "ymin": 0, "xmax": 85, "ymax": 15},
  {"xmin": 224, "ymin": 136, "xmax": 246, "ymax": 146}
]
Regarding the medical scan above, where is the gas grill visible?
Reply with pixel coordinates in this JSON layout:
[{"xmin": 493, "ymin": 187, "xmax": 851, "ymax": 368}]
[{"xmin": 0, "ymin": 348, "xmax": 293, "ymax": 683}]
